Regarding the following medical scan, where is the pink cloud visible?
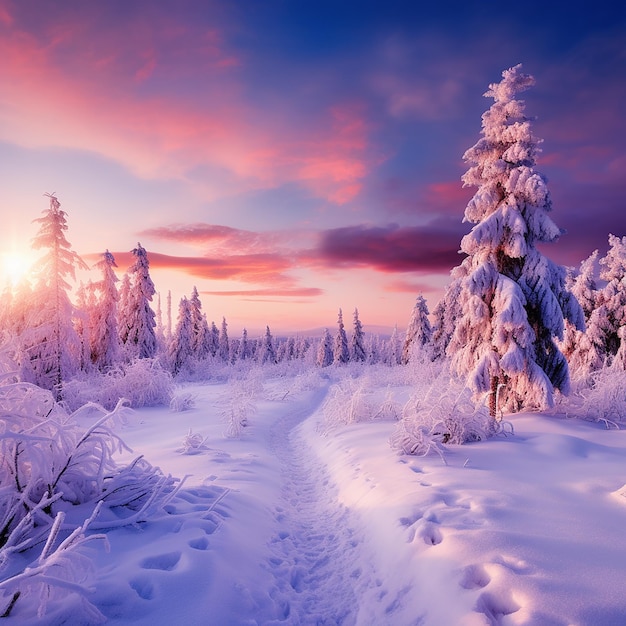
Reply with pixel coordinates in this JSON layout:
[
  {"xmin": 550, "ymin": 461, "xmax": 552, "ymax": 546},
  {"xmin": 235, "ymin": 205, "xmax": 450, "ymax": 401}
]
[{"xmin": 0, "ymin": 11, "xmax": 374, "ymax": 204}]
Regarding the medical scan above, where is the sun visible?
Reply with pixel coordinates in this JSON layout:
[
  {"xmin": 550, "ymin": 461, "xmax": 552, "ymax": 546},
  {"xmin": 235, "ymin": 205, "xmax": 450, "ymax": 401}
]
[{"xmin": 0, "ymin": 251, "xmax": 34, "ymax": 288}]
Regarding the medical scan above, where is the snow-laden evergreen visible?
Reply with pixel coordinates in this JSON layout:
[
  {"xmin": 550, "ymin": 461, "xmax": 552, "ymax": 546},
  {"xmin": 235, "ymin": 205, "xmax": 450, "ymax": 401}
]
[
  {"xmin": 259, "ymin": 326, "xmax": 277, "ymax": 364},
  {"xmin": 22, "ymin": 194, "xmax": 88, "ymax": 399},
  {"xmin": 447, "ymin": 65, "xmax": 584, "ymax": 413},
  {"xmin": 317, "ymin": 329, "xmax": 334, "ymax": 367},
  {"xmin": 121, "ymin": 243, "xmax": 157, "ymax": 360},
  {"xmin": 333, "ymin": 308, "xmax": 350, "ymax": 364},
  {"xmin": 90, "ymin": 250, "xmax": 120, "ymax": 370},
  {"xmin": 402, "ymin": 295, "xmax": 432, "ymax": 364},
  {"xmin": 189, "ymin": 286, "xmax": 211, "ymax": 359},
  {"xmin": 596, "ymin": 234, "xmax": 626, "ymax": 360},
  {"xmin": 219, "ymin": 317, "xmax": 229, "ymax": 362},
  {"xmin": 350, "ymin": 308, "xmax": 366, "ymax": 362},
  {"xmin": 170, "ymin": 297, "xmax": 194, "ymax": 375}
]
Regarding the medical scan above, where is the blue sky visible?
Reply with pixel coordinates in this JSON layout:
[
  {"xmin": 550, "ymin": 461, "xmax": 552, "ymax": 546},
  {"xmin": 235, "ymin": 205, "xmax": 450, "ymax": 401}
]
[{"xmin": 1, "ymin": 0, "xmax": 625, "ymax": 333}]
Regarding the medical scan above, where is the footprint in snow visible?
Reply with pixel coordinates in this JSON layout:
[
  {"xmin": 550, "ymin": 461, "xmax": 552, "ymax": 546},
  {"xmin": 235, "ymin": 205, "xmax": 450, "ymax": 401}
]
[{"xmin": 140, "ymin": 551, "xmax": 181, "ymax": 571}]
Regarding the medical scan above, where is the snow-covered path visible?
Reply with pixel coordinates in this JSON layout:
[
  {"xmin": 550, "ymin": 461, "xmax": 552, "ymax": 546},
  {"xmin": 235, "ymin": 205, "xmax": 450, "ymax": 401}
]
[
  {"xmin": 260, "ymin": 389, "xmax": 363, "ymax": 624},
  {"xmin": 70, "ymin": 375, "xmax": 626, "ymax": 626}
]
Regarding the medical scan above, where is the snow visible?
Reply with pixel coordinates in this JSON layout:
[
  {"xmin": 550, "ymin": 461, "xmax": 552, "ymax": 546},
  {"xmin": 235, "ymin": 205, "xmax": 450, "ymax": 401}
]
[{"xmin": 7, "ymin": 370, "xmax": 626, "ymax": 625}]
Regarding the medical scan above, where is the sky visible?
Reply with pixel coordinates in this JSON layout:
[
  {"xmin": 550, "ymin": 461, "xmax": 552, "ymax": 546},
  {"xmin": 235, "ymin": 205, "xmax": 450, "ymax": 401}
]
[{"xmin": 1, "ymin": 0, "xmax": 625, "ymax": 335}]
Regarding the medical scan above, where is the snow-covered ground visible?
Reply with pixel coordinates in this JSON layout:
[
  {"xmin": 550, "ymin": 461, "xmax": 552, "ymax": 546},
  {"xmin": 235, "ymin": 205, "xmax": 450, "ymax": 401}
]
[{"xmin": 8, "ymin": 370, "xmax": 626, "ymax": 625}]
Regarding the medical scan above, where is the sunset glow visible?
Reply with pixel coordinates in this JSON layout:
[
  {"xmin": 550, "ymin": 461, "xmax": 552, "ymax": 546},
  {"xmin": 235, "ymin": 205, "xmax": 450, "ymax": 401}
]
[
  {"xmin": 1, "ymin": 0, "xmax": 625, "ymax": 333},
  {"xmin": 0, "ymin": 250, "xmax": 33, "ymax": 288}
]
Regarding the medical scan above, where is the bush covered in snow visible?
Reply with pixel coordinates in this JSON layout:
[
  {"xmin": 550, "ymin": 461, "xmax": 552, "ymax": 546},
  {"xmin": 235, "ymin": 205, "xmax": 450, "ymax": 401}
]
[
  {"xmin": 0, "ymin": 362, "xmax": 183, "ymax": 620},
  {"xmin": 62, "ymin": 357, "xmax": 174, "ymax": 411},
  {"xmin": 389, "ymin": 371, "xmax": 498, "ymax": 458},
  {"xmin": 559, "ymin": 366, "xmax": 626, "ymax": 427}
]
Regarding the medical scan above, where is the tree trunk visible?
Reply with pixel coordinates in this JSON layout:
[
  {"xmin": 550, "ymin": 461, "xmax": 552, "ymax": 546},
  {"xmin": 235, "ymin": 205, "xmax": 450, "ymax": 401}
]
[{"xmin": 489, "ymin": 375, "xmax": 499, "ymax": 418}]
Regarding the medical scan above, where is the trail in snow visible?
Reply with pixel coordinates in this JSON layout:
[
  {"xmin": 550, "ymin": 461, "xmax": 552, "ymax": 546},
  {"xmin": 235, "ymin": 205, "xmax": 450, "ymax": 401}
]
[{"xmin": 259, "ymin": 387, "xmax": 367, "ymax": 625}]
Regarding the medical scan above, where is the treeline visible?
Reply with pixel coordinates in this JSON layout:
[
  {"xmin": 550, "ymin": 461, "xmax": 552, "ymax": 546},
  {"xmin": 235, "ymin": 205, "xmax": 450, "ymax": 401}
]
[{"xmin": 0, "ymin": 194, "xmax": 419, "ymax": 401}]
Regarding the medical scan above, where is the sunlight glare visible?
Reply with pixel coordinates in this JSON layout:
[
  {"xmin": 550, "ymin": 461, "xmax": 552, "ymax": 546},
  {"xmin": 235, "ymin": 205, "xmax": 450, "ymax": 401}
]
[{"xmin": 0, "ymin": 251, "xmax": 32, "ymax": 288}]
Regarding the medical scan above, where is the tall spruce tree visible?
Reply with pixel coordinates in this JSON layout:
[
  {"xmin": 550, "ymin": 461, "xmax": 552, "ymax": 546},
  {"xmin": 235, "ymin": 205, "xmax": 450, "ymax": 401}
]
[
  {"xmin": 170, "ymin": 297, "xmax": 194, "ymax": 375},
  {"xmin": 123, "ymin": 243, "xmax": 157, "ymax": 359},
  {"xmin": 351, "ymin": 308, "xmax": 366, "ymax": 362},
  {"xmin": 25, "ymin": 193, "xmax": 87, "ymax": 398},
  {"xmin": 447, "ymin": 65, "xmax": 584, "ymax": 414},
  {"xmin": 90, "ymin": 250, "xmax": 120, "ymax": 370},
  {"xmin": 317, "ymin": 329, "xmax": 334, "ymax": 367},
  {"xmin": 334, "ymin": 308, "xmax": 350, "ymax": 364},
  {"xmin": 402, "ymin": 295, "xmax": 432, "ymax": 364}
]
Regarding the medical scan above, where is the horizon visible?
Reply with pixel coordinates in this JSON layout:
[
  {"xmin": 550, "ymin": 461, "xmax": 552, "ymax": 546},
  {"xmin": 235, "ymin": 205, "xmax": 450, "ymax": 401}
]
[{"xmin": 2, "ymin": 1, "xmax": 625, "ymax": 334}]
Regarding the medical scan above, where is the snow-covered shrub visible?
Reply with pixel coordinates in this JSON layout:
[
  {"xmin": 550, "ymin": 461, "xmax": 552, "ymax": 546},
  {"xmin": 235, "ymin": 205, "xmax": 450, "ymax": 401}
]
[
  {"xmin": 322, "ymin": 373, "xmax": 404, "ymax": 431},
  {"xmin": 0, "ymin": 377, "xmax": 183, "ymax": 620},
  {"xmin": 63, "ymin": 357, "xmax": 173, "ymax": 410},
  {"xmin": 560, "ymin": 366, "xmax": 626, "ymax": 426},
  {"xmin": 177, "ymin": 429, "xmax": 209, "ymax": 455},
  {"xmin": 221, "ymin": 377, "xmax": 258, "ymax": 438},
  {"xmin": 170, "ymin": 390, "xmax": 197, "ymax": 412},
  {"xmin": 0, "ymin": 504, "xmax": 108, "ymax": 623},
  {"xmin": 322, "ymin": 376, "xmax": 375, "ymax": 429},
  {"xmin": 389, "ymin": 374, "xmax": 496, "ymax": 458}
]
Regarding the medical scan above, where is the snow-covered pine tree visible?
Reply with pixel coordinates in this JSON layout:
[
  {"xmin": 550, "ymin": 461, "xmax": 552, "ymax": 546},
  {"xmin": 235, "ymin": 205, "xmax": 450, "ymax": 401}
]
[
  {"xmin": 195, "ymin": 312, "xmax": 212, "ymax": 359},
  {"xmin": 170, "ymin": 297, "xmax": 194, "ymax": 375},
  {"xmin": 189, "ymin": 286, "xmax": 210, "ymax": 358},
  {"xmin": 90, "ymin": 250, "xmax": 120, "ymax": 370},
  {"xmin": 402, "ymin": 295, "xmax": 432, "ymax": 364},
  {"xmin": 259, "ymin": 325, "xmax": 277, "ymax": 364},
  {"xmin": 431, "ymin": 281, "xmax": 462, "ymax": 361},
  {"xmin": 597, "ymin": 234, "xmax": 626, "ymax": 358},
  {"xmin": 218, "ymin": 317, "xmax": 229, "ymax": 361},
  {"xmin": 209, "ymin": 321, "xmax": 219, "ymax": 357},
  {"xmin": 385, "ymin": 324, "xmax": 401, "ymax": 366},
  {"xmin": 333, "ymin": 308, "xmax": 350, "ymax": 364},
  {"xmin": 238, "ymin": 328, "xmax": 251, "ymax": 360},
  {"xmin": 447, "ymin": 65, "xmax": 584, "ymax": 414},
  {"xmin": 74, "ymin": 282, "xmax": 92, "ymax": 372},
  {"xmin": 166, "ymin": 289, "xmax": 172, "ymax": 342},
  {"xmin": 284, "ymin": 336, "xmax": 296, "ymax": 361},
  {"xmin": 350, "ymin": 308, "xmax": 366, "ymax": 362},
  {"xmin": 123, "ymin": 243, "xmax": 157, "ymax": 359},
  {"xmin": 561, "ymin": 250, "xmax": 600, "ymax": 375},
  {"xmin": 25, "ymin": 193, "xmax": 88, "ymax": 398},
  {"xmin": 317, "ymin": 328, "xmax": 334, "ymax": 367},
  {"xmin": 117, "ymin": 273, "xmax": 132, "ymax": 347}
]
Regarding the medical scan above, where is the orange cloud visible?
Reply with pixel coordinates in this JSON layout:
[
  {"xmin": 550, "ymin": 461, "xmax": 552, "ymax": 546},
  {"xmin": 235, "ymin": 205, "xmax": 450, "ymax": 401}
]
[
  {"xmin": 101, "ymin": 249, "xmax": 299, "ymax": 288},
  {"xmin": 203, "ymin": 287, "xmax": 323, "ymax": 297}
]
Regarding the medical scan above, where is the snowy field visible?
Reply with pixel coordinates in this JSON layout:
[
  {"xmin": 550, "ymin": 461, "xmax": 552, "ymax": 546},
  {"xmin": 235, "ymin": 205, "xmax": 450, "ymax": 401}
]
[{"xmin": 5, "ymin": 368, "xmax": 626, "ymax": 626}]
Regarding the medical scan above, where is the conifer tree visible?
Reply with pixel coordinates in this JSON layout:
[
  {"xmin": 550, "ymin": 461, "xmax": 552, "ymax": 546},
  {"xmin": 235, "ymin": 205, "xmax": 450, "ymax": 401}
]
[
  {"xmin": 170, "ymin": 297, "xmax": 194, "ymax": 375},
  {"xmin": 317, "ymin": 329, "xmax": 334, "ymax": 367},
  {"xmin": 597, "ymin": 234, "xmax": 626, "ymax": 357},
  {"xmin": 123, "ymin": 243, "xmax": 157, "ymax": 359},
  {"xmin": 351, "ymin": 308, "xmax": 366, "ymax": 362},
  {"xmin": 189, "ymin": 286, "xmax": 210, "ymax": 358},
  {"xmin": 447, "ymin": 65, "xmax": 584, "ymax": 414},
  {"xmin": 561, "ymin": 251, "xmax": 600, "ymax": 375},
  {"xmin": 25, "ymin": 193, "xmax": 88, "ymax": 398},
  {"xmin": 431, "ymin": 281, "xmax": 462, "ymax": 361},
  {"xmin": 334, "ymin": 308, "xmax": 350, "ymax": 364},
  {"xmin": 385, "ymin": 324, "xmax": 401, "ymax": 366},
  {"xmin": 239, "ymin": 328, "xmax": 251, "ymax": 360},
  {"xmin": 260, "ymin": 325, "xmax": 277, "ymax": 364},
  {"xmin": 402, "ymin": 295, "xmax": 432, "ymax": 364},
  {"xmin": 209, "ymin": 321, "xmax": 219, "ymax": 357},
  {"xmin": 219, "ymin": 317, "xmax": 229, "ymax": 361},
  {"xmin": 90, "ymin": 250, "xmax": 120, "ymax": 370}
]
